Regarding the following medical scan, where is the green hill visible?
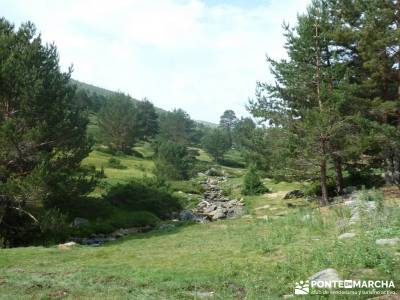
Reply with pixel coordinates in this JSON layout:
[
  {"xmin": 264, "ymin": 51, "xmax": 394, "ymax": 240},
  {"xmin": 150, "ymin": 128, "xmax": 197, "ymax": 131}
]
[{"xmin": 71, "ymin": 79, "xmax": 217, "ymax": 126}]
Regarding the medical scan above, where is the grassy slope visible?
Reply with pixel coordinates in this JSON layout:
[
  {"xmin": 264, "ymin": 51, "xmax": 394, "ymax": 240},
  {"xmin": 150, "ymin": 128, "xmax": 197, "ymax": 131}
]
[{"xmin": 1, "ymin": 150, "xmax": 400, "ymax": 299}]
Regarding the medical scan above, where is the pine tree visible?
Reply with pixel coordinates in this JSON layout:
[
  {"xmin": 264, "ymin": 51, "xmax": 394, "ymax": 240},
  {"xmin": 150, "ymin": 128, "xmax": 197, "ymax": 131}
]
[
  {"xmin": 219, "ymin": 110, "xmax": 237, "ymax": 147},
  {"xmin": 0, "ymin": 19, "xmax": 94, "ymax": 246},
  {"xmin": 98, "ymin": 94, "xmax": 137, "ymax": 153},
  {"xmin": 201, "ymin": 128, "xmax": 230, "ymax": 163}
]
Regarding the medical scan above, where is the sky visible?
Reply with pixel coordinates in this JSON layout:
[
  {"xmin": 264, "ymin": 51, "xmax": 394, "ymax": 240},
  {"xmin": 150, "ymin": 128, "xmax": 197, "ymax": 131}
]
[{"xmin": 1, "ymin": 0, "xmax": 310, "ymax": 123}]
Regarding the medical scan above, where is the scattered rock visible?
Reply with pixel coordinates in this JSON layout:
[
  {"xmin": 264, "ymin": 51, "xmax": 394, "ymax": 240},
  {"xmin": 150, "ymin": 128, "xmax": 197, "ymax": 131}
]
[
  {"xmin": 205, "ymin": 168, "xmax": 223, "ymax": 177},
  {"xmin": 343, "ymin": 186, "xmax": 357, "ymax": 194},
  {"xmin": 190, "ymin": 291, "xmax": 214, "ymax": 298},
  {"xmin": 344, "ymin": 197, "xmax": 377, "ymax": 224},
  {"xmin": 159, "ymin": 223, "xmax": 176, "ymax": 230},
  {"xmin": 308, "ymin": 268, "xmax": 341, "ymax": 287},
  {"xmin": 375, "ymin": 238, "xmax": 400, "ymax": 246},
  {"xmin": 187, "ymin": 175, "xmax": 244, "ymax": 222},
  {"xmin": 57, "ymin": 241, "xmax": 77, "ymax": 250},
  {"xmin": 241, "ymin": 214, "xmax": 253, "ymax": 219},
  {"xmin": 179, "ymin": 210, "xmax": 195, "ymax": 221},
  {"xmin": 283, "ymin": 189, "xmax": 304, "ymax": 200},
  {"xmin": 72, "ymin": 217, "xmax": 89, "ymax": 228},
  {"xmin": 338, "ymin": 232, "xmax": 356, "ymax": 239},
  {"xmin": 255, "ymin": 204, "xmax": 270, "ymax": 210}
]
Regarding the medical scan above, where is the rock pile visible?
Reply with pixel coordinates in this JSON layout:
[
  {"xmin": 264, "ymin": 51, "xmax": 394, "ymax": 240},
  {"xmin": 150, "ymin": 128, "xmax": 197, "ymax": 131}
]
[
  {"xmin": 181, "ymin": 176, "xmax": 244, "ymax": 222},
  {"xmin": 343, "ymin": 192, "xmax": 377, "ymax": 224},
  {"xmin": 72, "ymin": 226, "xmax": 152, "ymax": 246}
]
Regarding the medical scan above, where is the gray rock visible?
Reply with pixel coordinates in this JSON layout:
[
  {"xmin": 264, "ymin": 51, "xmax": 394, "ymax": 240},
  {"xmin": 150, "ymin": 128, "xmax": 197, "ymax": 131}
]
[
  {"xmin": 72, "ymin": 217, "xmax": 89, "ymax": 227},
  {"xmin": 283, "ymin": 189, "xmax": 304, "ymax": 199},
  {"xmin": 205, "ymin": 168, "xmax": 222, "ymax": 176},
  {"xmin": 344, "ymin": 199, "xmax": 377, "ymax": 224},
  {"xmin": 375, "ymin": 238, "xmax": 400, "ymax": 246},
  {"xmin": 57, "ymin": 241, "xmax": 78, "ymax": 249},
  {"xmin": 159, "ymin": 223, "xmax": 176, "ymax": 230},
  {"xmin": 308, "ymin": 268, "xmax": 340, "ymax": 288},
  {"xmin": 343, "ymin": 186, "xmax": 357, "ymax": 194},
  {"xmin": 179, "ymin": 210, "xmax": 195, "ymax": 221},
  {"xmin": 190, "ymin": 291, "xmax": 214, "ymax": 298},
  {"xmin": 203, "ymin": 204, "xmax": 217, "ymax": 214},
  {"xmin": 211, "ymin": 207, "xmax": 226, "ymax": 220},
  {"xmin": 255, "ymin": 204, "xmax": 270, "ymax": 210},
  {"xmin": 226, "ymin": 207, "xmax": 244, "ymax": 219},
  {"xmin": 338, "ymin": 232, "xmax": 356, "ymax": 239}
]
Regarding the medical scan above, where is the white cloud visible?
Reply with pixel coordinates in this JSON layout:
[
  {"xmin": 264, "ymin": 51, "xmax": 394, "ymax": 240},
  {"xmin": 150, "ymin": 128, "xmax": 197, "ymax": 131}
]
[{"xmin": 0, "ymin": 0, "xmax": 309, "ymax": 122}]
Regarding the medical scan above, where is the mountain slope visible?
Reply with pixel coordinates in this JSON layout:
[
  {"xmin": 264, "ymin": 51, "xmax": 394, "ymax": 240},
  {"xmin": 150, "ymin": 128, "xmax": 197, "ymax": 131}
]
[{"xmin": 71, "ymin": 79, "xmax": 217, "ymax": 126}]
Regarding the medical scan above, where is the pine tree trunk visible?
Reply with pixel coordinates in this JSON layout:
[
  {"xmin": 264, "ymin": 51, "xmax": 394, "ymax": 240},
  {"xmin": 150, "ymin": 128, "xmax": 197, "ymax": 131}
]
[
  {"xmin": 320, "ymin": 137, "xmax": 328, "ymax": 205},
  {"xmin": 320, "ymin": 159, "xmax": 328, "ymax": 206},
  {"xmin": 385, "ymin": 156, "xmax": 394, "ymax": 185},
  {"xmin": 333, "ymin": 155, "xmax": 344, "ymax": 195}
]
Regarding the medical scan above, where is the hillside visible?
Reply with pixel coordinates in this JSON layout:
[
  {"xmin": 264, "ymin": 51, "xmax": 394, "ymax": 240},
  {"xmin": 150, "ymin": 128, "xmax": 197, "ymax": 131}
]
[{"xmin": 72, "ymin": 79, "xmax": 217, "ymax": 127}]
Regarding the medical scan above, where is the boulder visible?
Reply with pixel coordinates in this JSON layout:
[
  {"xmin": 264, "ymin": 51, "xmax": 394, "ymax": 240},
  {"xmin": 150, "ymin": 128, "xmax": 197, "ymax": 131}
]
[
  {"xmin": 57, "ymin": 241, "xmax": 78, "ymax": 250},
  {"xmin": 211, "ymin": 207, "xmax": 226, "ymax": 220},
  {"xmin": 72, "ymin": 217, "xmax": 89, "ymax": 227},
  {"xmin": 283, "ymin": 189, "xmax": 305, "ymax": 200},
  {"xmin": 203, "ymin": 204, "xmax": 217, "ymax": 214},
  {"xmin": 338, "ymin": 232, "xmax": 356, "ymax": 239},
  {"xmin": 159, "ymin": 223, "xmax": 176, "ymax": 230},
  {"xmin": 205, "ymin": 168, "xmax": 222, "ymax": 176},
  {"xmin": 179, "ymin": 210, "xmax": 195, "ymax": 221},
  {"xmin": 226, "ymin": 207, "xmax": 244, "ymax": 219},
  {"xmin": 308, "ymin": 268, "xmax": 340, "ymax": 288},
  {"xmin": 375, "ymin": 238, "xmax": 400, "ymax": 246},
  {"xmin": 343, "ymin": 186, "xmax": 357, "ymax": 194}
]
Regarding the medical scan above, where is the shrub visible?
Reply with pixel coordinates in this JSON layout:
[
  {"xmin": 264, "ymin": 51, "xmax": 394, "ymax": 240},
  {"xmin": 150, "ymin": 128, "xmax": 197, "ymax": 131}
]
[
  {"xmin": 63, "ymin": 197, "xmax": 114, "ymax": 220},
  {"xmin": 201, "ymin": 128, "xmax": 230, "ymax": 162},
  {"xmin": 73, "ymin": 210, "xmax": 160, "ymax": 236},
  {"xmin": 242, "ymin": 165, "xmax": 269, "ymax": 195},
  {"xmin": 108, "ymin": 157, "xmax": 127, "ymax": 169},
  {"xmin": 154, "ymin": 141, "xmax": 194, "ymax": 180},
  {"xmin": 38, "ymin": 209, "xmax": 71, "ymax": 245},
  {"xmin": 304, "ymin": 180, "xmax": 336, "ymax": 197},
  {"xmin": 103, "ymin": 178, "xmax": 181, "ymax": 218}
]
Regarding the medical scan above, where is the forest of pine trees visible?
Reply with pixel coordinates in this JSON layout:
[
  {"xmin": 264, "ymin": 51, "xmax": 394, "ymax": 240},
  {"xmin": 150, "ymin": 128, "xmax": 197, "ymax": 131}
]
[{"xmin": 0, "ymin": 0, "xmax": 399, "ymax": 246}]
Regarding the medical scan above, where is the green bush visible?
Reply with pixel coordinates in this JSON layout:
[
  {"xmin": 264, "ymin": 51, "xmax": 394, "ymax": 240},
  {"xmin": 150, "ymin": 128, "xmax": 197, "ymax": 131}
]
[
  {"xmin": 169, "ymin": 180, "xmax": 203, "ymax": 194},
  {"xmin": 73, "ymin": 210, "xmax": 160, "ymax": 236},
  {"xmin": 154, "ymin": 141, "xmax": 194, "ymax": 180},
  {"xmin": 62, "ymin": 197, "xmax": 114, "ymax": 220},
  {"xmin": 108, "ymin": 157, "xmax": 127, "ymax": 169},
  {"xmin": 304, "ymin": 180, "xmax": 337, "ymax": 197},
  {"xmin": 242, "ymin": 165, "xmax": 269, "ymax": 195},
  {"xmin": 103, "ymin": 177, "xmax": 181, "ymax": 218},
  {"xmin": 38, "ymin": 209, "xmax": 71, "ymax": 245}
]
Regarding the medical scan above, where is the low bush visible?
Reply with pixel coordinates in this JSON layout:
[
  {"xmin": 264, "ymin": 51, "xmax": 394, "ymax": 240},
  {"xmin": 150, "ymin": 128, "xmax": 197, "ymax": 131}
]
[
  {"xmin": 344, "ymin": 168, "xmax": 385, "ymax": 188},
  {"xmin": 153, "ymin": 141, "xmax": 194, "ymax": 180},
  {"xmin": 242, "ymin": 165, "xmax": 269, "ymax": 195},
  {"xmin": 103, "ymin": 177, "xmax": 181, "ymax": 218},
  {"xmin": 303, "ymin": 180, "xmax": 337, "ymax": 197},
  {"xmin": 73, "ymin": 210, "xmax": 160, "ymax": 236},
  {"xmin": 108, "ymin": 157, "xmax": 127, "ymax": 169},
  {"xmin": 169, "ymin": 180, "xmax": 203, "ymax": 194}
]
